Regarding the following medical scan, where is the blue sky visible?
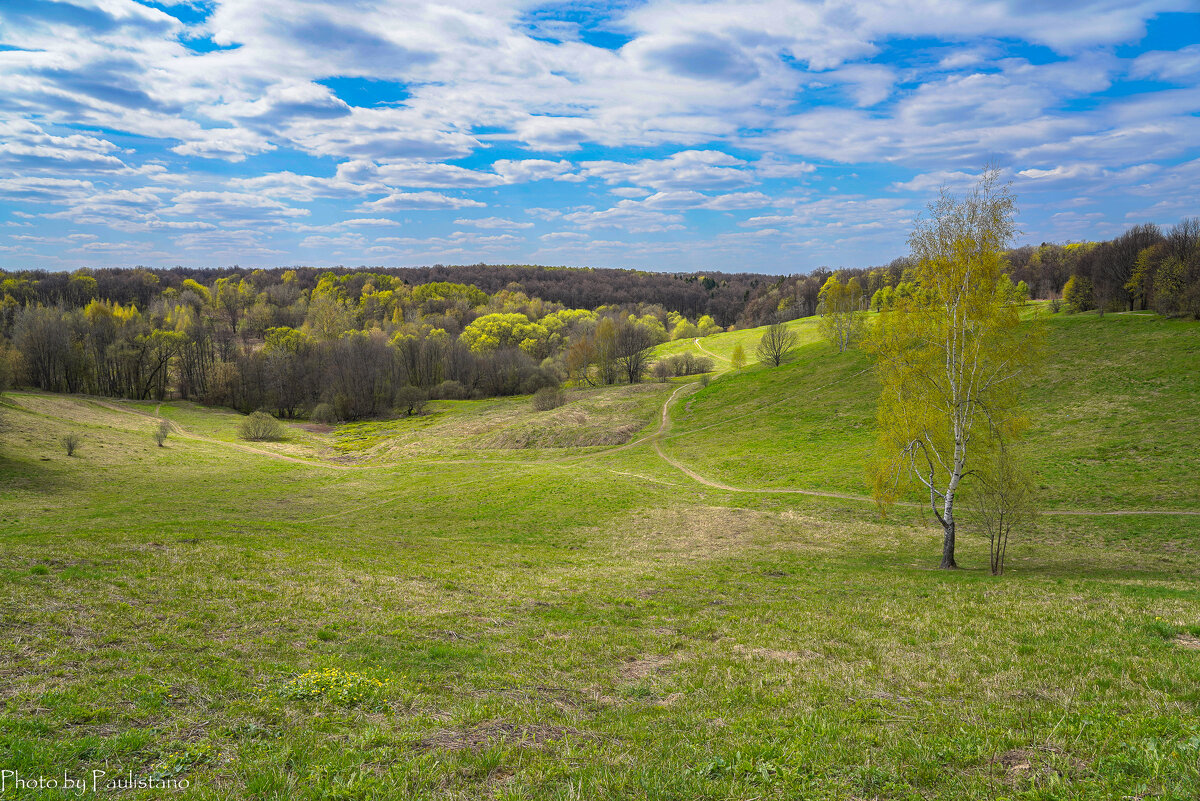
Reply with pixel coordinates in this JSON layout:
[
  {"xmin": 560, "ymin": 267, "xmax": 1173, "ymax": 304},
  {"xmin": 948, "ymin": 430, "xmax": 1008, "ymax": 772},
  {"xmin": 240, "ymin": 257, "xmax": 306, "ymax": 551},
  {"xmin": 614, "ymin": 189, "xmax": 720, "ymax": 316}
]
[{"xmin": 0, "ymin": 1, "xmax": 1197, "ymax": 274}]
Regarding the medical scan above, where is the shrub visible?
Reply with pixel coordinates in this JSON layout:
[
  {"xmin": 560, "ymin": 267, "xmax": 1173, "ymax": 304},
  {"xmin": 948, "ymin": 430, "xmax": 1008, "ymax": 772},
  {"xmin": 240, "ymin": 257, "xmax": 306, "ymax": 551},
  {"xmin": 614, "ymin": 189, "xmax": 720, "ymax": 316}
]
[
  {"xmin": 531, "ymin": 386, "xmax": 566, "ymax": 411},
  {"xmin": 1063, "ymin": 274, "xmax": 1094, "ymax": 313},
  {"xmin": 394, "ymin": 386, "xmax": 428, "ymax": 417},
  {"xmin": 699, "ymin": 373, "xmax": 711, "ymax": 387},
  {"xmin": 153, "ymin": 419, "xmax": 170, "ymax": 447},
  {"xmin": 431, "ymin": 380, "xmax": 468, "ymax": 400},
  {"xmin": 651, "ymin": 361, "xmax": 671, "ymax": 382},
  {"xmin": 1048, "ymin": 298, "xmax": 1062, "ymax": 313},
  {"xmin": 62, "ymin": 432, "xmax": 83, "ymax": 456},
  {"xmin": 238, "ymin": 411, "xmax": 285, "ymax": 441},
  {"xmin": 310, "ymin": 403, "xmax": 338, "ymax": 424}
]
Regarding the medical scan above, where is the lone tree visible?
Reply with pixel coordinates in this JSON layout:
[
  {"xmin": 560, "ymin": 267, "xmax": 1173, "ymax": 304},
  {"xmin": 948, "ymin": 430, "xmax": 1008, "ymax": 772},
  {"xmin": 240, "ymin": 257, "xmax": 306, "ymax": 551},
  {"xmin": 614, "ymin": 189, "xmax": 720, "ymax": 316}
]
[
  {"xmin": 153, "ymin": 419, "xmax": 171, "ymax": 447},
  {"xmin": 756, "ymin": 322, "xmax": 798, "ymax": 366},
  {"xmin": 817, "ymin": 275, "xmax": 867, "ymax": 352},
  {"xmin": 730, "ymin": 343, "xmax": 746, "ymax": 369},
  {"xmin": 867, "ymin": 169, "xmax": 1041, "ymax": 569}
]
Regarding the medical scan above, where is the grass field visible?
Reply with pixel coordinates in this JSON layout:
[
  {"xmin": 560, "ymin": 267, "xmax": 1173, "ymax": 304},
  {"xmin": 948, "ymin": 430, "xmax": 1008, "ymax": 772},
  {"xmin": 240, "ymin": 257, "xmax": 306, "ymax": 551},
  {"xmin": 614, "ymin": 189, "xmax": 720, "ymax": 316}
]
[{"xmin": 1, "ymin": 310, "xmax": 1198, "ymax": 799}]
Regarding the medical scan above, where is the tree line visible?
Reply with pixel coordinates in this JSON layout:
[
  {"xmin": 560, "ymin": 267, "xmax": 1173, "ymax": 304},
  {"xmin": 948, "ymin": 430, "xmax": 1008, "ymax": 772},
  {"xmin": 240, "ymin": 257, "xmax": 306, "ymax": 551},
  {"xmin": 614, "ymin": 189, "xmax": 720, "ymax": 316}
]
[
  {"xmin": 0, "ymin": 271, "xmax": 727, "ymax": 420},
  {"xmin": 736, "ymin": 217, "xmax": 1200, "ymax": 326},
  {"xmin": 0, "ymin": 264, "xmax": 767, "ymax": 329}
]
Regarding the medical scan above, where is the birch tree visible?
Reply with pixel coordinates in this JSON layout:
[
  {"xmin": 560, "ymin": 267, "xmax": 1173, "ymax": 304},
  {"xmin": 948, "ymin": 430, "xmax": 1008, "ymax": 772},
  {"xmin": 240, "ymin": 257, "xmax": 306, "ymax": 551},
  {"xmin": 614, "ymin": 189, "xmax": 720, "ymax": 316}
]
[
  {"xmin": 817, "ymin": 275, "xmax": 867, "ymax": 352},
  {"xmin": 867, "ymin": 169, "xmax": 1041, "ymax": 569}
]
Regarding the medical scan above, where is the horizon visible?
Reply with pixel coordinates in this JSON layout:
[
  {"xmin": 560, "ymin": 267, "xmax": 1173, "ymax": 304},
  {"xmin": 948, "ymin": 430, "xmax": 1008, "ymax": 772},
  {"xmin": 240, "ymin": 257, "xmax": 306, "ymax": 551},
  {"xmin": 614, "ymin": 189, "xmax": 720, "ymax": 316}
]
[{"xmin": 1, "ymin": 1, "xmax": 1198, "ymax": 274}]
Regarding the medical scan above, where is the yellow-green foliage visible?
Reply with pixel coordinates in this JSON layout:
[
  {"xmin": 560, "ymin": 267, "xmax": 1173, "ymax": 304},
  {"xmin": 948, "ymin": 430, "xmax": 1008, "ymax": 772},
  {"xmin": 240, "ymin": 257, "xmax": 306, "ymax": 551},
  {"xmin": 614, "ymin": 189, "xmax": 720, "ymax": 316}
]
[
  {"xmin": 277, "ymin": 668, "xmax": 389, "ymax": 708},
  {"xmin": 867, "ymin": 169, "xmax": 1042, "ymax": 566},
  {"xmin": 1063, "ymin": 274, "xmax": 1095, "ymax": 312},
  {"xmin": 730, "ymin": 343, "xmax": 746, "ymax": 369},
  {"xmin": 460, "ymin": 312, "xmax": 551, "ymax": 355},
  {"xmin": 816, "ymin": 275, "xmax": 866, "ymax": 352}
]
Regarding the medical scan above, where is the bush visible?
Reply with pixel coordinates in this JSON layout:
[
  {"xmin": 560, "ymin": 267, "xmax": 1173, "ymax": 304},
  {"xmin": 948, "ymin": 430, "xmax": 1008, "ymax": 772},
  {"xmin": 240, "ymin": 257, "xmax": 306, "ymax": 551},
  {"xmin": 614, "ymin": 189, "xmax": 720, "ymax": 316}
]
[
  {"xmin": 431, "ymin": 380, "xmax": 467, "ymax": 400},
  {"xmin": 531, "ymin": 386, "xmax": 566, "ymax": 411},
  {"xmin": 310, "ymin": 402, "xmax": 338, "ymax": 424},
  {"xmin": 1048, "ymin": 298, "xmax": 1062, "ymax": 313},
  {"xmin": 153, "ymin": 419, "xmax": 170, "ymax": 447},
  {"xmin": 238, "ymin": 411, "xmax": 285, "ymax": 441},
  {"xmin": 394, "ymin": 386, "xmax": 428, "ymax": 417},
  {"xmin": 1063, "ymin": 274, "xmax": 1094, "ymax": 313},
  {"xmin": 699, "ymin": 373, "xmax": 712, "ymax": 387},
  {"xmin": 61, "ymin": 432, "xmax": 82, "ymax": 456}
]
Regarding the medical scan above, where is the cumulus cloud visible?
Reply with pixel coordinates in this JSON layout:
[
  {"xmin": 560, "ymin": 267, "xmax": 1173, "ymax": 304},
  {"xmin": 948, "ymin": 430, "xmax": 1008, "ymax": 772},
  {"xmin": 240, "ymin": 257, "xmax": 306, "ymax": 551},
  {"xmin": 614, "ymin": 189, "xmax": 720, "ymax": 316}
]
[{"xmin": 0, "ymin": 0, "xmax": 1196, "ymax": 270}]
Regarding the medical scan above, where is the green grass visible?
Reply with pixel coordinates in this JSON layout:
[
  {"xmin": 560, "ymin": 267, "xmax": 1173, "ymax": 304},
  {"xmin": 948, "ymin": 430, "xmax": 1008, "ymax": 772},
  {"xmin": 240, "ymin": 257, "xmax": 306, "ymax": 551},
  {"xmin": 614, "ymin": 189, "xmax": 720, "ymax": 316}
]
[
  {"xmin": 662, "ymin": 310, "xmax": 1200, "ymax": 511},
  {"xmin": 652, "ymin": 316, "xmax": 823, "ymax": 363},
  {"xmin": 0, "ymin": 311, "xmax": 1198, "ymax": 799}
]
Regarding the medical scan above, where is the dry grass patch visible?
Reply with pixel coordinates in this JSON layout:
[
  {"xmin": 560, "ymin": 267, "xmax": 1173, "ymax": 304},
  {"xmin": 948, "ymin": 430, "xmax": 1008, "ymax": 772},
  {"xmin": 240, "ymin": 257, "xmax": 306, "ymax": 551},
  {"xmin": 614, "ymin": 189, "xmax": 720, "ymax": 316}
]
[
  {"xmin": 1172, "ymin": 633, "xmax": 1200, "ymax": 649},
  {"xmin": 610, "ymin": 505, "xmax": 892, "ymax": 564},
  {"xmin": 619, "ymin": 654, "xmax": 674, "ymax": 682},
  {"xmin": 731, "ymin": 643, "xmax": 818, "ymax": 664},
  {"xmin": 418, "ymin": 720, "xmax": 592, "ymax": 751},
  {"xmin": 990, "ymin": 744, "xmax": 1088, "ymax": 788}
]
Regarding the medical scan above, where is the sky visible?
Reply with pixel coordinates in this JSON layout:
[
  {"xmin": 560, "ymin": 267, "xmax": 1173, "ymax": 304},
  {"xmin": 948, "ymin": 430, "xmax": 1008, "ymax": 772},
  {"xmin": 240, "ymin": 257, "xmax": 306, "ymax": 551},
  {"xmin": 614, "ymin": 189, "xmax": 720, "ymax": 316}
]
[{"xmin": 0, "ymin": 1, "xmax": 1198, "ymax": 275}]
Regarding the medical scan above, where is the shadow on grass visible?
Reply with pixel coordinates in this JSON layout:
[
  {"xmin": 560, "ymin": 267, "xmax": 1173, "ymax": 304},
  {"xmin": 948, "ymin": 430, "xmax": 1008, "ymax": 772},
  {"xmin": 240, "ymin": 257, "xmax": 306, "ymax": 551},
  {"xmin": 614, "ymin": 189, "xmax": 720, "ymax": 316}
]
[{"xmin": 0, "ymin": 453, "xmax": 70, "ymax": 494}]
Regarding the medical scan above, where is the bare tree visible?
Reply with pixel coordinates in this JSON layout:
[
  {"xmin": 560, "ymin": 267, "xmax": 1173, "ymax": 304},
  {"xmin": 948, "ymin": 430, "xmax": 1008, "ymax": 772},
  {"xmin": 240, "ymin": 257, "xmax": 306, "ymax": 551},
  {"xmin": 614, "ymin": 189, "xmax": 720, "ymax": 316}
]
[
  {"xmin": 614, "ymin": 320, "xmax": 654, "ymax": 383},
  {"xmin": 756, "ymin": 323, "xmax": 798, "ymax": 366}
]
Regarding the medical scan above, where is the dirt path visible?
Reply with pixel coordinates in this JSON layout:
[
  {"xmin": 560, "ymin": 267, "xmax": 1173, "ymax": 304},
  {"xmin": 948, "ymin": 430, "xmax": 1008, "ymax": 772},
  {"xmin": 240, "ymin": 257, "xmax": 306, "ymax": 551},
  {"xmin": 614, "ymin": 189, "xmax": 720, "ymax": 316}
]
[
  {"xmin": 646, "ymin": 375, "xmax": 1200, "ymax": 517},
  {"xmin": 693, "ymin": 337, "xmax": 731, "ymax": 362}
]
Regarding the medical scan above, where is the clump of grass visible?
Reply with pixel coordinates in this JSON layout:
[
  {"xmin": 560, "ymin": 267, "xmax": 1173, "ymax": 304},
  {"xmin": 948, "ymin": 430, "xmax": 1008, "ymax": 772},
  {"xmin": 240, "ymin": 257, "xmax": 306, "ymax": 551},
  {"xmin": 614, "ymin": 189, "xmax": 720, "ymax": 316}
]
[
  {"xmin": 238, "ymin": 411, "xmax": 285, "ymax": 442},
  {"xmin": 277, "ymin": 668, "xmax": 389, "ymax": 708}
]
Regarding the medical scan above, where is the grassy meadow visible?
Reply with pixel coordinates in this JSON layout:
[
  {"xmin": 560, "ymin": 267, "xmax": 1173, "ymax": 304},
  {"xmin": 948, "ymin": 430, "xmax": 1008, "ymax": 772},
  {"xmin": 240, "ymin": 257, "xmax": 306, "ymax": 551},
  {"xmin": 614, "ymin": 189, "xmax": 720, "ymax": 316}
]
[{"xmin": 1, "ymin": 310, "xmax": 1198, "ymax": 799}]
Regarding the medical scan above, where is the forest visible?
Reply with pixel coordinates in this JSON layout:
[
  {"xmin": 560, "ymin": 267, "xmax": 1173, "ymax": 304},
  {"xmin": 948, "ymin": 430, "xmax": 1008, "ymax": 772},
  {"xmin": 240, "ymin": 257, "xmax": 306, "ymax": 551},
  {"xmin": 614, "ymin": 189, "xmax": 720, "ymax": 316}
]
[{"xmin": 0, "ymin": 217, "xmax": 1196, "ymax": 421}]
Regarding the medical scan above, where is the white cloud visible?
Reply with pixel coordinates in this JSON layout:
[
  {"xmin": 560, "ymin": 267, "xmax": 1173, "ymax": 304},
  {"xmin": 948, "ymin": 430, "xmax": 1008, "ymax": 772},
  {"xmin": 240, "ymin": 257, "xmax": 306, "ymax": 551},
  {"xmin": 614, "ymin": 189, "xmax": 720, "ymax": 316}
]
[
  {"xmin": 165, "ymin": 191, "xmax": 310, "ymax": 221},
  {"xmin": 1130, "ymin": 44, "xmax": 1200, "ymax": 83},
  {"xmin": 359, "ymin": 191, "xmax": 486, "ymax": 211},
  {"xmin": 581, "ymin": 150, "xmax": 752, "ymax": 190},
  {"xmin": 454, "ymin": 216, "xmax": 535, "ymax": 229}
]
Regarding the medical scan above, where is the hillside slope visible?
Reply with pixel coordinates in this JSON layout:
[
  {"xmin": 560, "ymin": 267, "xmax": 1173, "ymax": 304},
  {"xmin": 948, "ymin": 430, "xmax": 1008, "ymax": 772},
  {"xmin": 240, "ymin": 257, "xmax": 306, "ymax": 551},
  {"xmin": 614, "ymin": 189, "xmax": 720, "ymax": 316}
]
[{"xmin": 662, "ymin": 311, "xmax": 1200, "ymax": 512}]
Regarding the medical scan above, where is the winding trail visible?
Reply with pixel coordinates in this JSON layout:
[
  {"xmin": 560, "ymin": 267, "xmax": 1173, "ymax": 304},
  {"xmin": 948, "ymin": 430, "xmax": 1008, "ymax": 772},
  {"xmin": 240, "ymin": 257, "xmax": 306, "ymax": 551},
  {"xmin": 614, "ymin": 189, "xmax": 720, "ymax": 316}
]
[
  {"xmin": 649, "ymin": 341, "xmax": 1200, "ymax": 518},
  {"xmin": 693, "ymin": 337, "xmax": 731, "ymax": 363}
]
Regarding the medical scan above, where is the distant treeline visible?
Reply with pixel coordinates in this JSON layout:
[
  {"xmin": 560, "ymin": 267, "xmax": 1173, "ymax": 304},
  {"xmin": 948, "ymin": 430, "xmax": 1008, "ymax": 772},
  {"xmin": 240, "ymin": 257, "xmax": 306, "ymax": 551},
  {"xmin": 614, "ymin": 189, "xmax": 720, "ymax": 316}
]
[
  {"xmin": 737, "ymin": 217, "xmax": 1200, "ymax": 325},
  {"xmin": 0, "ymin": 264, "xmax": 769, "ymax": 328},
  {"xmin": 0, "ymin": 269, "xmax": 733, "ymax": 419}
]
